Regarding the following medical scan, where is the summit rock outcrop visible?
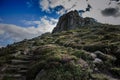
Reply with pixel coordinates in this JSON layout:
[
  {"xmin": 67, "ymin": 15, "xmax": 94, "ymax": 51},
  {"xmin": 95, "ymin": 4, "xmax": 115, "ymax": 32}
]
[{"xmin": 52, "ymin": 10, "xmax": 97, "ymax": 33}]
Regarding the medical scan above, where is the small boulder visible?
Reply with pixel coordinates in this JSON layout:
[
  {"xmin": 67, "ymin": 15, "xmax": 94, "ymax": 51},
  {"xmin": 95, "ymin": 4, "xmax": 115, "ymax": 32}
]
[
  {"xmin": 94, "ymin": 51, "xmax": 105, "ymax": 56},
  {"xmin": 35, "ymin": 69, "xmax": 46, "ymax": 80},
  {"xmin": 90, "ymin": 53, "xmax": 97, "ymax": 60},
  {"xmin": 94, "ymin": 51, "xmax": 106, "ymax": 60},
  {"xmin": 94, "ymin": 50, "xmax": 116, "ymax": 62},
  {"xmin": 77, "ymin": 58, "xmax": 88, "ymax": 68},
  {"xmin": 93, "ymin": 58, "xmax": 103, "ymax": 64}
]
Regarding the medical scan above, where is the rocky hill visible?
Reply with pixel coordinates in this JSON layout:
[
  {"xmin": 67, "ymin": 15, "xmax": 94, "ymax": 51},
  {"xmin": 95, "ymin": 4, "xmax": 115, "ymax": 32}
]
[
  {"xmin": 52, "ymin": 10, "xmax": 98, "ymax": 33},
  {"xmin": 0, "ymin": 10, "xmax": 120, "ymax": 80}
]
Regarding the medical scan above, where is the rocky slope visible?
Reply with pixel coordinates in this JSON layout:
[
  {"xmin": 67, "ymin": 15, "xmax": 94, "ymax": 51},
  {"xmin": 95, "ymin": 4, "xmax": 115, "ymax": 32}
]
[{"xmin": 0, "ymin": 10, "xmax": 120, "ymax": 80}]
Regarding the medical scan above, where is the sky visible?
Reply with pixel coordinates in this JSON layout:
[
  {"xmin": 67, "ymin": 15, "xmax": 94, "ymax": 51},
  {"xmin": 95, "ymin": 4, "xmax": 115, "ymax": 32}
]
[{"xmin": 0, "ymin": 0, "xmax": 120, "ymax": 47}]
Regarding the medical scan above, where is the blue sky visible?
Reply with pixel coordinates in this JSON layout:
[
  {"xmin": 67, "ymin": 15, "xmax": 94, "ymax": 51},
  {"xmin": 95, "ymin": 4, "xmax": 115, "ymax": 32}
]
[
  {"xmin": 0, "ymin": 0, "xmax": 58, "ymax": 26},
  {"xmin": 0, "ymin": 0, "xmax": 120, "ymax": 47}
]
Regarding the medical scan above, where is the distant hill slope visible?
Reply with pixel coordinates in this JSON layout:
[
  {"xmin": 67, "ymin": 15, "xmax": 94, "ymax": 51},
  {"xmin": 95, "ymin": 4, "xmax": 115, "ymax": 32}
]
[{"xmin": 0, "ymin": 11, "xmax": 120, "ymax": 80}]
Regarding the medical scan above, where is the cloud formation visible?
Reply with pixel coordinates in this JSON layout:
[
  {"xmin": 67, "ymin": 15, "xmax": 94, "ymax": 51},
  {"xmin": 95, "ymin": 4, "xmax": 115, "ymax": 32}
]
[
  {"xmin": 0, "ymin": 16, "xmax": 57, "ymax": 46},
  {"xmin": 39, "ymin": 0, "xmax": 87, "ymax": 14},
  {"xmin": 0, "ymin": 24, "xmax": 39, "ymax": 41},
  {"xmin": 101, "ymin": 7, "xmax": 120, "ymax": 17},
  {"xmin": 102, "ymin": 0, "xmax": 120, "ymax": 17},
  {"xmin": 82, "ymin": 0, "xmax": 120, "ymax": 24},
  {"xmin": 39, "ymin": 0, "xmax": 120, "ymax": 25}
]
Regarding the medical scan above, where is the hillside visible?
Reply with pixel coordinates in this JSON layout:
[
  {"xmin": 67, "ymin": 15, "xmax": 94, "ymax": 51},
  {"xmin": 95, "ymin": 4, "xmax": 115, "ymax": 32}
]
[{"xmin": 0, "ymin": 11, "xmax": 120, "ymax": 80}]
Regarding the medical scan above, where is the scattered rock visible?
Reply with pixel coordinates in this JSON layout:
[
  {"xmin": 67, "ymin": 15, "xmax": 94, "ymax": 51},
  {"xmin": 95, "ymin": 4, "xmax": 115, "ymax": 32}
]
[
  {"xmin": 23, "ymin": 48, "xmax": 29, "ymax": 55},
  {"xmin": 94, "ymin": 51, "xmax": 105, "ymax": 56},
  {"xmin": 90, "ymin": 53, "xmax": 97, "ymax": 60},
  {"xmin": 93, "ymin": 58, "xmax": 103, "ymax": 64},
  {"xmin": 94, "ymin": 51, "xmax": 106, "ymax": 60},
  {"xmin": 77, "ymin": 58, "xmax": 88, "ymax": 68}
]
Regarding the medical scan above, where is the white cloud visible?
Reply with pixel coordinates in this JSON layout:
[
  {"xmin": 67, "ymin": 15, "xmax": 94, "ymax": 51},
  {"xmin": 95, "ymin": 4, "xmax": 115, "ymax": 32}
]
[
  {"xmin": 83, "ymin": 0, "xmax": 120, "ymax": 25},
  {"xmin": 0, "ymin": 16, "xmax": 57, "ymax": 45},
  {"xmin": 22, "ymin": 20, "xmax": 40, "ymax": 25},
  {"xmin": 40, "ymin": 0, "xmax": 50, "ymax": 11},
  {"xmin": 39, "ymin": 0, "xmax": 120, "ymax": 25},
  {"xmin": 0, "ymin": 24, "xmax": 38, "ymax": 42},
  {"xmin": 23, "ymin": 16, "xmax": 58, "ymax": 32},
  {"xmin": 39, "ymin": 0, "xmax": 87, "ymax": 14}
]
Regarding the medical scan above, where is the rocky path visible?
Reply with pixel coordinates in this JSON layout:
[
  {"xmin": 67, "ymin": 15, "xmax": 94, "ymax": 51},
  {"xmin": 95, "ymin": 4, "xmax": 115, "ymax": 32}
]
[{"xmin": 0, "ymin": 53, "xmax": 35, "ymax": 80}]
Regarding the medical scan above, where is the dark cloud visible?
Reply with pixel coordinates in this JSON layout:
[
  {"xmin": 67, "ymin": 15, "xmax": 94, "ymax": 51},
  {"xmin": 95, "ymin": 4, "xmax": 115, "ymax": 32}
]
[
  {"xmin": 117, "ymin": 2, "xmax": 120, "ymax": 5},
  {"xmin": 110, "ymin": 0, "xmax": 120, "ymax": 2},
  {"xmin": 101, "ymin": 7, "xmax": 120, "ymax": 17}
]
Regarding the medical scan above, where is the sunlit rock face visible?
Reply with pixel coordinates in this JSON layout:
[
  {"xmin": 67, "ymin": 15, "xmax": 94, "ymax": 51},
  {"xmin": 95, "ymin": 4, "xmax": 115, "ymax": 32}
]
[{"xmin": 52, "ymin": 10, "xmax": 97, "ymax": 33}]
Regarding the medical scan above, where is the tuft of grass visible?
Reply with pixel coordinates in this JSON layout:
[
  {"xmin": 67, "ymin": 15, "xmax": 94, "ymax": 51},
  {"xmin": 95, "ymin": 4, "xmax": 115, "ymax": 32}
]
[
  {"xmin": 110, "ymin": 67, "xmax": 120, "ymax": 77},
  {"xmin": 91, "ymin": 73, "xmax": 109, "ymax": 80}
]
